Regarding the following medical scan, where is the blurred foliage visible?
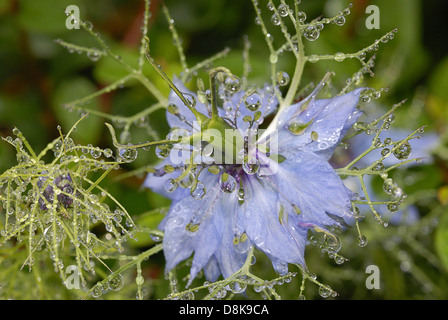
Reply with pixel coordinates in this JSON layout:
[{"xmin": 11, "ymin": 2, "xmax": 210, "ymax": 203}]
[{"xmin": 0, "ymin": 0, "xmax": 448, "ymax": 300}]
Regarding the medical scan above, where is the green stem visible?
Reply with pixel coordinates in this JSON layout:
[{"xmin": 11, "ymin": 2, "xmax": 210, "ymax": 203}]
[{"xmin": 208, "ymin": 67, "xmax": 233, "ymax": 119}]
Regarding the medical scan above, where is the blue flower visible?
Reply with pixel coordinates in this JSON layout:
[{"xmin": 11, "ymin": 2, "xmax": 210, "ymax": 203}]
[{"xmin": 144, "ymin": 73, "xmax": 364, "ymax": 285}]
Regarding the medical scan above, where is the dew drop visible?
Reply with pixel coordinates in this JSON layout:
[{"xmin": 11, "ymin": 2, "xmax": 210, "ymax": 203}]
[
  {"xmin": 334, "ymin": 255, "xmax": 346, "ymax": 265},
  {"xmin": 271, "ymin": 13, "xmax": 280, "ymax": 26},
  {"xmin": 244, "ymin": 93, "xmax": 262, "ymax": 112},
  {"xmin": 393, "ymin": 141, "xmax": 412, "ymax": 160},
  {"xmin": 164, "ymin": 178, "xmax": 178, "ymax": 193},
  {"xmin": 108, "ymin": 274, "xmax": 124, "ymax": 291},
  {"xmin": 242, "ymin": 155, "xmax": 260, "ymax": 175},
  {"xmin": 372, "ymin": 161, "xmax": 385, "ymax": 171},
  {"xmin": 387, "ymin": 203, "xmax": 398, "ymax": 213},
  {"xmin": 183, "ymin": 93, "xmax": 196, "ymax": 108},
  {"xmin": 356, "ymin": 235, "xmax": 368, "ymax": 247},
  {"xmin": 318, "ymin": 285, "xmax": 333, "ymax": 298},
  {"xmin": 180, "ymin": 172, "xmax": 195, "ymax": 188},
  {"xmin": 224, "ymin": 76, "xmax": 242, "ymax": 93},
  {"xmin": 303, "ymin": 26, "xmax": 320, "ymax": 41},
  {"xmin": 276, "ymin": 71, "xmax": 290, "ymax": 86},
  {"xmin": 308, "ymin": 55, "xmax": 319, "ymax": 63},
  {"xmin": 118, "ymin": 147, "xmax": 138, "ymax": 163},
  {"xmin": 278, "ymin": 3, "xmax": 289, "ymax": 17},
  {"xmin": 383, "ymin": 178, "xmax": 397, "ymax": 195},
  {"xmin": 237, "ymin": 187, "xmax": 245, "ymax": 205},
  {"xmin": 185, "ymin": 222, "xmax": 200, "ymax": 236},
  {"xmin": 219, "ymin": 173, "xmax": 237, "ymax": 193},
  {"xmin": 83, "ymin": 21, "xmax": 93, "ymax": 30},
  {"xmin": 167, "ymin": 103, "xmax": 179, "ymax": 115},
  {"xmin": 191, "ymin": 181, "xmax": 206, "ymax": 200},
  {"xmin": 155, "ymin": 145, "xmax": 170, "ymax": 159},
  {"xmin": 87, "ymin": 50, "xmax": 101, "ymax": 62},
  {"xmin": 334, "ymin": 52, "xmax": 345, "ymax": 62}
]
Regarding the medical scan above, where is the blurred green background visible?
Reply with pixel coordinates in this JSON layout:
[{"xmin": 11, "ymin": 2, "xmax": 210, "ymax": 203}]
[{"xmin": 1, "ymin": 0, "xmax": 448, "ymax": 299}]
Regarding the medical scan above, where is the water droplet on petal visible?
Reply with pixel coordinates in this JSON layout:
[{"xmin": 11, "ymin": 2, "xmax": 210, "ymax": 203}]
[
  {"xmin": 164, "ymin": 178, "xmax": 178, "ymax": 193},
  {"xmin": 323, "ymin": 234, "xmax": 341, "ymax": 253},
  {"xmin": 219, "ymin": 173, "xmax": 237, "ymax": 193},
  {"xmin": 244, "ymin": 93, "xmax": 262, "ymax": 112},
  {"xmin": 334, "ymin": 16, "xmax": 346, "ymax": 26},
  {"xmin": 334, "ymin": 52, "xmax": 345, "ymax": 62},
  {"xmin": 242, "ymin": 155, "xmax": 260, "ymax": 175},
  {"xmin": 297, "ymin": 11, "xmax": 307, "ymax": 22},
  {"xmin": 91, "ymin": 283, "xmax": 103, "ymax": 298},
  {"xmin": 387, "ymin": 202, "xmax": 399, "ymax": 213},
  {"xmin": 185, "ymin": 222, "xmax": 200, "ymax": 236},
  {"xmin": 191, "ymin": 181, "xmax": 206, "ymax": 199},
  {"xmin": 228, "ymin": 280, "xmax": 247, "ymax": 294},
  {"xmin": 224, "ymin": 76, "xmax": 242, "ymax": 93},
  {"xmin": 90, "ymin": 148, "xmax": 102, "ymax": 159}
]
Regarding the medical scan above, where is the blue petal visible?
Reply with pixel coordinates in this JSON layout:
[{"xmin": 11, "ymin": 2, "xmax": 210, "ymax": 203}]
[
  {"xmin": 158, "ymin": 171, "xmax": 242, "ymax": 284},
  {"xmin": 213, "ymin": 193, "xmax": 249, "ymax": 278},
  {"xmin": 166, "ymin": 77, "xmax": 210, "ymax": 129},
  {"xmin": 202, "ymin": 255, "xmax": 221, "ymax": 282},
  {"xmin": 143, "ymin": 158, "xmax": 190, "ymax": 202},
  {"xmin": 223, "ymin": 87, "xmax": 278, "ymax": 132},
  {"xmin": 272, "ymin": 150, "xmax": 354, "ymax": 227},
  {"xmin": 241, "ymin": 176, "xmax": 308, "ymax": 267},
  {"xmin": 276, "ymin": 88, "xmax": 364, "ymax": 160}
]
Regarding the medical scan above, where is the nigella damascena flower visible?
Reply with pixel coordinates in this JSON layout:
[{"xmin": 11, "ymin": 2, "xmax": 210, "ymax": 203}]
[{"xmin": 144, "ymin": 70, "xmax": 364, "ymax": 285}]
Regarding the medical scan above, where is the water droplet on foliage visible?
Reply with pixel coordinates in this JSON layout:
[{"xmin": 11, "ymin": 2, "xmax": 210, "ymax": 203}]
[
  {"xmin": 108, "ymin": 274, "xmax": 124, "ymax": 291},
  {"xmin": 303, "ymin": 26, "xmax": 319, "ymax": 41},
  {"xmin": 356, "ymin": 235, "xmax": 368, "ymax": 247},
  {"xmin": 393, "ymin": 141, "xmax": 412, "ymax": 160},
  {"xmin": 276, "ymin": 71, "xmax": 290, "ymax": 86},
  {"xmin": 118, "ymin": 147, "xmax": 138, "ymax": 163}
]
